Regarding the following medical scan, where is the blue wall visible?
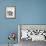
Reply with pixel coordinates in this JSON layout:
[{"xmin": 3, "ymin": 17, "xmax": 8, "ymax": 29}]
[
  {"xmin": 0, "ymin": 0, "xmax": 17, "ymax": 44},
  {"xmin": 0, "ymin": 0, "xmax": 46, "ymax": 44},
  {"xmin": 16, "ymin": 0, "xmax": 46, "ymax": 24}
]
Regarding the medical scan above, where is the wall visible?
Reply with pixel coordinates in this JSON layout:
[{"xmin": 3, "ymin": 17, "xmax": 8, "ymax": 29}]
[
  {"xmin": 0, "ymin": 0, "xmax": 18, "ymax": 44},
  {"xmin": 0, "ymin": 0, "xmax": 46, "ymax": 44},
  {"xmin": 16, "ymin": 0, "xmax": 46, "ymax": 24}
]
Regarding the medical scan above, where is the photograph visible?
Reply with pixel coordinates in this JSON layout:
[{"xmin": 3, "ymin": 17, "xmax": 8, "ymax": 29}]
[
  {"xmin": 6, "ymin": 7, "xmax": 16, "ymax": 19},
  {"xmin": 18, "ymin": 24, "xmax": 46, "ymax": 46}
]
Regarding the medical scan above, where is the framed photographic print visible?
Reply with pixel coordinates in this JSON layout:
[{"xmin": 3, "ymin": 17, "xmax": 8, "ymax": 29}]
[
  {"xmin": 18, "ymin": 24, "xmax": 46, "ymax": 42},
  {"xmin": 6, "ymin": 6, "xmax": 16, "ymax": 19}
]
